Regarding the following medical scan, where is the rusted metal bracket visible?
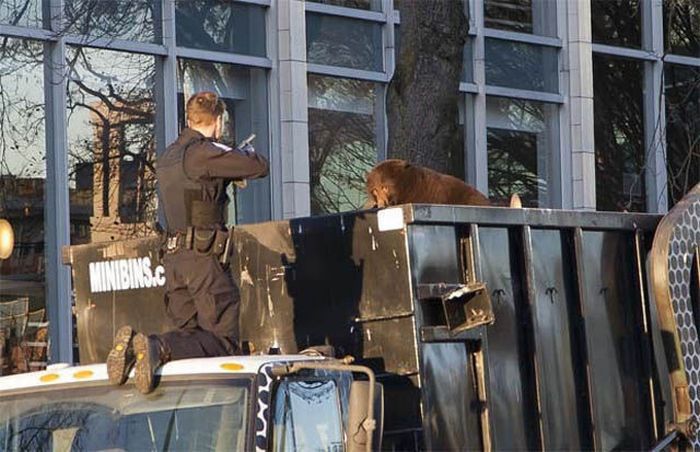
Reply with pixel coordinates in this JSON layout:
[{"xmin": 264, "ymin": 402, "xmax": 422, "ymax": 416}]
[{"xmin": 417, "ymin": 283, "xmax": 495, "ymax": 333}]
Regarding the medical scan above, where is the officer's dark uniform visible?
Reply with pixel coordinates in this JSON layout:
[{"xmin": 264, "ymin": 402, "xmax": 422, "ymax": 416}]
[{"xmin": 155, "ymin": 128, "xmax": 268, "ymax": 359}]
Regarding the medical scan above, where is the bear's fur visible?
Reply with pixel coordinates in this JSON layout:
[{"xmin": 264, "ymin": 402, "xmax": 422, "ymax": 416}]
[{"xmin": 365, "ymin": 159, "xmax": 490, "ymax": 208}]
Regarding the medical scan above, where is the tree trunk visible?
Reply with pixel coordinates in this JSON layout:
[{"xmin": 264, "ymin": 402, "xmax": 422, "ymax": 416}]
[{"xmin": 387, "ymin": 0, "xmax": 468, "ymax": 177}]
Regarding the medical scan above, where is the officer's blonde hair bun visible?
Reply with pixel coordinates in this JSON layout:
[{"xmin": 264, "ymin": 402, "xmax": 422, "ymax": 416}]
[{"xmin": 186, "ymin": 91, "xmax": 226, "ymax": 126}]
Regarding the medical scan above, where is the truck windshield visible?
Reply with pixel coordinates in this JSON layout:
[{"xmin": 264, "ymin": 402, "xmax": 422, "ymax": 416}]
[{"xmin": 0, "ymin": 377, "xmax": 251, "ymax": 452}]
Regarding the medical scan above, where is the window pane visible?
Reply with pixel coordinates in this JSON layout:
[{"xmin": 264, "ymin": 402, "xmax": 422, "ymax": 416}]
[
  {"xmin": 486, "ymin": 97, "xmax": 557, "ymax": 207},
  {"xmin": 307, "ymin": 0, "xmax": 381, "ymax": 11},
  {"xmin": 175, "ymin": 1, "xmax": 266, "ymax": 57},
  {"xmin": 0, "ymin": 0, "xmax": 42, "ymax": 27},
  {"xmin": 462, "ymin": 38, "xmax": 473, "ymax": 83},
  {"xmin": 485, "ymin": 38, "xmax": 558, "ymax": 93},
  {"xmin": 64, "ymin": 0, "xmax": 160, "ymax": 43},
  {"xmin": 591, "ymin": 0, "xmax": 642, "ymax": 49},
  {"xmin": 308, "ymin": 75, "xmax": 379, "ymax": 214},
  {"xmin": 0, "ymin": 380, "xmax": 250, "ymax": 450},
  {"xmin": 593, "ymin": 54, "xmax": 645, "ymax": 212},
  {"xmin": 484, "ymin": 0, "xmax": 557, "ymax": 36},
  {"xmin": 272, "ymin": 380, "xmax": 344, "ymax": 452},
  {"xmin": 0, "ymin": 38, "xmax": 46, "ymax": 370},
  {"xmin": 67, "ymin": 48, "xmax": 157, "ymax": 244},
  {"xmin": 665, "ymin": 64, "xmax": 700, "ymax": 206},
  {"xmin": 664, "ymin": 0, "xmax": 700, "ymax": 57},
  {"xmin": 177, "ymin": 59, "xmax": 270, "ymax": 224},
  {"xmin": 306, "ymin": 12, "xmax": 383, "ymax": 71}
]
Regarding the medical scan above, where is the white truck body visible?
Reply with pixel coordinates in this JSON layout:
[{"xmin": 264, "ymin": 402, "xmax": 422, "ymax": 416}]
[{"xmin": 0, "ymin": 354, "xmax": 374, "ymax": 451}]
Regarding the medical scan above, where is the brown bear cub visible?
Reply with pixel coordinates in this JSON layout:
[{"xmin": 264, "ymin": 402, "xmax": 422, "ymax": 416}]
[{"xmin": 365, "ymin": 159, "xmax": 490, "ymax": 208}]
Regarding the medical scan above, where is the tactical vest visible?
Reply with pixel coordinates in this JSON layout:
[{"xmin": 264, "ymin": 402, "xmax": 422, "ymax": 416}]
[{"xmin": 157, "ymin": 135, "xmax": 226, "ymax": 233}]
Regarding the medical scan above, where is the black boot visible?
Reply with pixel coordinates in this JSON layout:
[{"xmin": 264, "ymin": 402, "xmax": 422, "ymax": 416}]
[
  {"xmin": 106, "ymin": 326, "xmax": 136, "ymax": 385},
  {"xmin": 133, "ymin": 333, "xmax": 169, "ymax": 394}
]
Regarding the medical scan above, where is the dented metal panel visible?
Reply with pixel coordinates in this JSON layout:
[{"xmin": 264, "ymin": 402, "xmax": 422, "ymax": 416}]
[
  {"xmin": 233, "ymin": 212, "xmax": 416, "ymax": 375},
  {"xmin": 578, "ymin": 230, "xmax": 652, "ymax": 449},
  {"xmin": 64, "ymin": 237, "xmax": 170, "ymax": 363},
  {"xmin": 477, "ymin": 226, "xmax": 537, "ymax": 451}
]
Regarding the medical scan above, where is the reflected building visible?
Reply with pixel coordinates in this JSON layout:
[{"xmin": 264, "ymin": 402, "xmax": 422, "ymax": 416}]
[
  {"xmin": 83, "ymin": 99, "xmax": 157, "ymax": 243},
  {"xmin": 0, "ymin": 0, "xmax": 698, "ymax": 364}
]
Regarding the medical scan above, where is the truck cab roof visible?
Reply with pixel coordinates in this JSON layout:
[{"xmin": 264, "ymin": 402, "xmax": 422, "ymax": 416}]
[{"xmin": 0, "ymin": 354, "xmax": 324, "ymax": 394}]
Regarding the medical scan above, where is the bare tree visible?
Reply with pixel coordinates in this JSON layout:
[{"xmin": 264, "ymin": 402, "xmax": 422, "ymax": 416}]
[{"xmin": 386, "ymin": 0, "xmax": 468, "ymax": 177}]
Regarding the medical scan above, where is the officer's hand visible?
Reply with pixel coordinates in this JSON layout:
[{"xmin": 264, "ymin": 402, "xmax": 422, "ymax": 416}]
[
  {"xmin": 234, "ymin": 180, "xmax": 248, "ymax": 189},
  {"xmin": 235, "ymin": 143, "xmax": 255, "ymax": 156}
]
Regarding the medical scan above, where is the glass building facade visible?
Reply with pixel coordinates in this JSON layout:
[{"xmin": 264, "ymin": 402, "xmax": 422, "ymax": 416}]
[{"xmin": 0, "ymin": 0, "xmax": 697, "ymax": 363}]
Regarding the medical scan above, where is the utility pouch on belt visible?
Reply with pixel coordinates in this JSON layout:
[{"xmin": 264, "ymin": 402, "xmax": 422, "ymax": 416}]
[{"xmin": 172, "ymin": 227, "xmax": 230, "ymax": 263}]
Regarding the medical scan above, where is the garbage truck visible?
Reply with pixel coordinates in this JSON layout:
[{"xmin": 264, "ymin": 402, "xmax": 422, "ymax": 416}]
[{"xmin": 0, "ymin": 182, "xmax": 698, "ymax": 451}]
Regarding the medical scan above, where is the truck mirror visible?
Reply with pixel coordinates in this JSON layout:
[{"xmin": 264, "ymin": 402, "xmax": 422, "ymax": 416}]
[{"xmin": 347, "ymin": 381, "xmax": 384, "ymax": 452}]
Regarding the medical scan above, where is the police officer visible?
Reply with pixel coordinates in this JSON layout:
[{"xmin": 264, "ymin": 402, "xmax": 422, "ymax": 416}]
[{"xmin": 106, "ymin": 91, "xmax": 268, "ymax": 394}]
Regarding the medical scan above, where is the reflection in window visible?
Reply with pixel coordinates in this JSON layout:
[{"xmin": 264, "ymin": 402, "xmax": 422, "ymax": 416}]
[
  {"xmin": 485, "ymin": 38, "xmax": 558, "ymax": 93},
  {"xmin": 486, "ymin": 97, "xmax": 556, "ymax": 207},
  {"xmin": 462, "ymin": 38, "xmax": 474, "ymax": 83},
  {"xmin": 484, "ymin": 0, "xmax": 557, "ymax": 36},
  {"xmin": 0, "ymin": 380, "xmax": 250, "ymax": 450},
  {"xmin": 663, "ymin": 0, "xmax": 700, "ymax": 57},
  {"xmin": 591, "ymin": 0, "xmax": 642, "ymax": 49},
  {"xmin": 308, "ymin": 0, "xmax": 381, "ymax": 11},
  {"xmin": 593, "ymin": 54, "xmax": 645, "ymax": 212},
  {"xmin": 67, "ymin": 47, "xmax": 157, "ymax": 244},
  {"xmin": 63, "ymin": 0, "xmax": 160, "ymax": 43},
  {"xmin": 177, "ymin": 59, "xmax": 270, "ymax": 225},
  {"xmin": 0, "ymin": 37, "xmax": 45, "ymax": 317},
  {"xmin": 0, "ymin": 0, "xmax": 41, "ymax": 27},
  {"xmin": 272, "ymin": 380, "xmax": 344, "ymax": 452},
  {"xmin": 306, "ymin": 13, "xmax": 383, "ymax": 71},
  {"xmin": 175, "ymin": 1, "xmax": 266, "ymax": 57},
  {"xmin": 665, "ymin": 64, "xmax": 700, "ymax": 206},
  {"xmin": 308, "ymin": 75, "xmax": 379, "ymax": 214},
  {"xmin": 485, "ymin": 0, "xmax": 533, "ymax": 33}
]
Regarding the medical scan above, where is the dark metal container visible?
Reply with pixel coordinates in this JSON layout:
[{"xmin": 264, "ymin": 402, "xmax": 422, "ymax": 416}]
[{"xmin": 64, "ymin": 204, "xmax": 671, "ymax": 450}]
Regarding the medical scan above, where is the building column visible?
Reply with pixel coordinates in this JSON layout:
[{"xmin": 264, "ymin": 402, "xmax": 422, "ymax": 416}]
[
  {"xmin": 275, "ymin": 0, "xmax": 310, "ymax": 219},
  {"xmin": 643, "ymin": 0, "xmax": 668, "ymax": 213},
  {"xmin": 468, "ymin": 0, "xmax": 488, "ymax": 194},
  {"xmin": 44, "ymin": 0, "xmax": 73, "ymax": 363},
  {"xmin": 566, "ymin": 0, "xmax": 596, "ymax": 210},
  {"xmin": 155, "ymin": 0, "xmax": 179, "ymax": 153}
]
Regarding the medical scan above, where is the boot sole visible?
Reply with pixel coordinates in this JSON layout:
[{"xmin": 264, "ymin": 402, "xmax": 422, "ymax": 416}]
[
  {"xmin": 106, "ymin": 326, "xmax": 134, "ymax": 385},
  {"xmin": 133, "ymin": 333, "xmax": 155, "ymax": 394}
]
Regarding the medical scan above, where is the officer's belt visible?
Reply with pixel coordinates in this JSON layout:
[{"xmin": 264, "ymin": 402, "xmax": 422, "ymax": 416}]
[{"xmin": 164, "ymin": 227, "xmax": 230, "ymax": 261}]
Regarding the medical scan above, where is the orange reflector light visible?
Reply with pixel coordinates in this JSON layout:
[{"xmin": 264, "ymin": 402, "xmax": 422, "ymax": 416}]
[
  {"xmin": 220, "ymin": 363, "xmax": 244, "ymax": 371},
  {"xmin": 73, "ymin": 370, "xmax": 94, "ymax": 379},
  {"xmin": 40, "ymin": 373, "xmax": 59, "ymax": 383}
]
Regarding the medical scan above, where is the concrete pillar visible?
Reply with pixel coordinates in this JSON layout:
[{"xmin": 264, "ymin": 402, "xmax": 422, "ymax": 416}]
[
  {"xmin": 275, "ymin": 0, "xmax": 310, "ymax": 219},
  {"xmin": 566, "ymin": 0, "xmax": 596, "ymax": 211},
  {"xmin": 643, "ymin": 0, "xmax": 668, "ymax": 213}
]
